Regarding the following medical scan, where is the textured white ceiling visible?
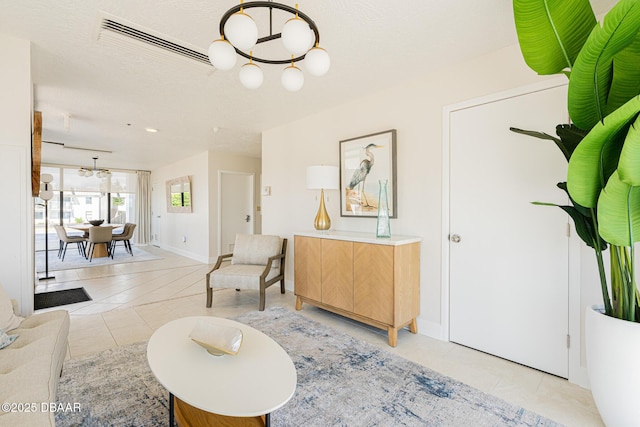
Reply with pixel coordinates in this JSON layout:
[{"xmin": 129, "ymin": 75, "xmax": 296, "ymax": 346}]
[{"xmin": 0, "ymin": 0, "xmax": 619, "ymax": 171}]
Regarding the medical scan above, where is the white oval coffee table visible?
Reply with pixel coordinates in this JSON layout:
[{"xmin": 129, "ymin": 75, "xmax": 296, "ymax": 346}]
[{"xmin": 147, "ymin": 316, "xmax": 297, "ymax": 426}]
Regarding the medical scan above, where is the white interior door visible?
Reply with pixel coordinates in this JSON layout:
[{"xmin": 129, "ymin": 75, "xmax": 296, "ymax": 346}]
[
  {"xmin": 449, "ymin": 85, "xmax": 570, "ymax": 378},
  {"xmin": 220, "ymin": 172, "xmax": 254, "ymax": 254},
  {"xmin": 150, "ymin": 181, "xmax": 163, "ymax": 247}
]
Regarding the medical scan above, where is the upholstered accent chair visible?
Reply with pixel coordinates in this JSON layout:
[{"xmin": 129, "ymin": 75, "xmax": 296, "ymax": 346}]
[
  {"xmin": 206, "ymin": 234, "xmax": 287, "ymax": 311},
  {"xmin": 53, "ymin": 225, "xmax": 86, "ymax": 261}
]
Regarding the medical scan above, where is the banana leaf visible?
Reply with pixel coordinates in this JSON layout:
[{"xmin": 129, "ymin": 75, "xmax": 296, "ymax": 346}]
[
  {"xmin": 555, "ymin": 124, "xmax": 588, "ymax": 159},
  {"xmin": 568, "ymin": 0, "xmax": 640, "ymax": 130},
  {"xmin": 513, "ymin": 0, "xmax": 596, "ymax": 75},
  {"xmin": 567, "ymin": 96, "xmax": 640, "ymax": 208},
  {"xmin": 533, "ymin": 198, "xmax": 606, "ymax": 250},
  {"xmin": 509, "ymin": 124, "xmax": 585, "ymax": 161},
  {"xmin": 608, "ymin": 36, "xmax": 640, "ymax": 114},
  {"xmin": 618, "ymin": 113, "xmax": 640, "ymax": 185},
  {"xmin": 598, "ymin": 171, "xmax": 640, "ymax": 246}
]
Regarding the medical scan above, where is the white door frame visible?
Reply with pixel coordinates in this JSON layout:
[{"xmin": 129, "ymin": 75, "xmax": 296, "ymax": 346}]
[
  {"xmin": 217, "ymin": 170, "xmax": 255, "ymax": 254},
  {"xmin": 441, "ymin": 77, "xmax": 586, "ymax": 385}
]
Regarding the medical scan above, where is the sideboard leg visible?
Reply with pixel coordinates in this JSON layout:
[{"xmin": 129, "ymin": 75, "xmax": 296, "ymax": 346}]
[
  {"xmin": 409, "ymin": 318, "xmax": 418, "ymax": 334},
  {"xmin": 295, "ymin": 296, "xmax": 303, "ymax": 310},
  {"xmin": 388, "ymin": 327, "xmax": 398, "ymax": 347},
  {"xmin": 169, "ymin": 392, "xmax": 174, "ymax": 426}
]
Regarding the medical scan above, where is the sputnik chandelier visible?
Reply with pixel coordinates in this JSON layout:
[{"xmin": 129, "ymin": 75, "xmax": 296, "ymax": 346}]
[
  {"xmin": 208, "ymin": 1, "xmax": 330, "ymax": 91},
  {"xmin": 77, "ymin": 157, "xmax": 111, "ymax": 178}
]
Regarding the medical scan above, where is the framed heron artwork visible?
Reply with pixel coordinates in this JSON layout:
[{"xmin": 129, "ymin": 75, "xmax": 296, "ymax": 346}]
[{"xmin": 339, "ymin": 129, "xmax": 397, "ymax": 218}]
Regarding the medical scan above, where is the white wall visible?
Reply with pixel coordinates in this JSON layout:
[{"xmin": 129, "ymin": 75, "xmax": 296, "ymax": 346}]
[
  {"xmin": 152, "ymin": 152, "xmax": 210, "ymax": 262},
  {"xmin": 0, "ymin": 34, "xmax": 33, "ymax": 315},
  {"xmin": 262, "ymin": 44, "xmax": 603, "ymax": 385},
  {"xmin": 151, "ymin": 150, "xmax": 261, "ymax": 263}
]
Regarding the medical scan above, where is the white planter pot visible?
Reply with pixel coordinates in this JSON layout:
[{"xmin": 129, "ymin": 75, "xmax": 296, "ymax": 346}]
[{"xmin": 585, "ymin": 305, "xmax": 640, "ymax": 426}]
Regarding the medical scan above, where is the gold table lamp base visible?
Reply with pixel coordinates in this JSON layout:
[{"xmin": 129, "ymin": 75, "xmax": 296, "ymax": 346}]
[{"xmin": 314, "ymin": 189, "xmax": 331, "ymax": 231}]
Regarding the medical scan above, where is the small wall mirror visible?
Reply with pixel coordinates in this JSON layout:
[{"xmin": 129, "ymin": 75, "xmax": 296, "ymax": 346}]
[{"xmin": 166, "ymin": 176, "xmax": 192, "ymax": 213}]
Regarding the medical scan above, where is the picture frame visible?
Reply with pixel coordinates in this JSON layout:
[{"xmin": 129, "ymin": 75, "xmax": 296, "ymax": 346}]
[{"xmin": 339, "ymin": 129, "xmax": 397, "ymax": 218}]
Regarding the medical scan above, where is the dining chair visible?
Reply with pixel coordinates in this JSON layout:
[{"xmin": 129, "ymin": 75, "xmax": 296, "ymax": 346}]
[
  {"xmin": 53, "ymin": 225, "xmax": 86, "ymax": 261},
  {"xmin": 86, "ymin": 226, "xmax": 114, "ymax": 261},
  {"xmin": 110, "ymin": 223, "xmax": 136, "ymax": 257}
]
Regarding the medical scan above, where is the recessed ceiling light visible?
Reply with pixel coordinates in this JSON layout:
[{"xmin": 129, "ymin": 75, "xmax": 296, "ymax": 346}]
[{"xmin": 145, "ymin": 128, "xmax": 158, "ymax": 133}]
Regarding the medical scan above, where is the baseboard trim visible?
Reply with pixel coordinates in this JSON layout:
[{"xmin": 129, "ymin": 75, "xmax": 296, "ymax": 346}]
[
  {"xmin": 418, "ymin": 318, "xmax": 446, "ymax": 341},
  {"xmin": 569, "ymin": 366, "xmax": 591, "ymax": 389},
  {"xmin": 159, "ymin": 245, "xmax": 209, "ymax": 264}
]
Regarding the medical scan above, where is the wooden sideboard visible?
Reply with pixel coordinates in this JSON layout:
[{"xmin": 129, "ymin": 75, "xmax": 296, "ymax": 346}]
[{"xmin": 294, "ymin": 231, "xmax": 421, "ymax": 347}]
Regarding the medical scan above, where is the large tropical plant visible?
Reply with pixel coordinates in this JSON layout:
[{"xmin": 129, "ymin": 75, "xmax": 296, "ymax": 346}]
[{"xmin": 512, "ymin": 0, "xmax": 640, "ymax": 322}]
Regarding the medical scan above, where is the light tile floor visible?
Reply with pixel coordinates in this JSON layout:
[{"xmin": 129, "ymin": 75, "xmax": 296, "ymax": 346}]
[{"xmin": 35, "ymin": 246, "xmax": 603, "ymax": 426}]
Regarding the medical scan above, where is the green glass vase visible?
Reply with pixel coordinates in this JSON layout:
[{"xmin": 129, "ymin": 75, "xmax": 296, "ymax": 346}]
[{"xmin": 376, "ymin": 179, "xmax": 391, "ymax": 238}]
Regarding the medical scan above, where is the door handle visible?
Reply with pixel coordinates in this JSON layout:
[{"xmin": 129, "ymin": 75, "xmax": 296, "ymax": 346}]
[
  {"xmin": 245, "ymin": 215, "xmax": 251, "ymax": 222},
  {"xmin": 450, "ymin": 234, "xmax": 461, "ymax": 243}
]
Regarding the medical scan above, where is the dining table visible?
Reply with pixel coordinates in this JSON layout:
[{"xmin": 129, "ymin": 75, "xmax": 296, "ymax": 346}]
[{"xmin": 66, "ymin": 223, "xmax": 124, "ymax": 258}]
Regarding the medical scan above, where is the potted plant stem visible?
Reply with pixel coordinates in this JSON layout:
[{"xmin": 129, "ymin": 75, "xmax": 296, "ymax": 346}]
[{"xmin": 512, "ymin": 0, "xmax": 640, "ymax": 424}]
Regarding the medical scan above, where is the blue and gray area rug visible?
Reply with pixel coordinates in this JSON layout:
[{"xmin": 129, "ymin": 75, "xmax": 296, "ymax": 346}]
[{"xmin": 56, "ymin": 307, "xmax": 562, "ymax": 426}]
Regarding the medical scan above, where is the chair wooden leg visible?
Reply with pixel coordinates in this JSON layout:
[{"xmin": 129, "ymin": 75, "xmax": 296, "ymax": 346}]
[
  {"xmin": 259, "ymin": 287, "xmax": 266, "ymax": 311},
  {"xmin": 206, "ymin": 287, "xmax": 212, "ymax": 308},
  {"xmin": 88, "ymin": 244, "xmax": 94, "ymax": 262},
  {"xmin": 280, "ymin": 278, "xmax": 285, "ymax": 294}
]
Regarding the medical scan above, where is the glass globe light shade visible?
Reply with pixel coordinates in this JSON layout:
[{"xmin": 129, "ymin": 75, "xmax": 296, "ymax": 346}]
[
  {"xmin": 239, "ymin": 62, "xmax": 264, "ymax": 89},
  {"xmin": 97, "ymin": 171, "xmax": 105, "ymax": 178},
  {"xmin": 281, "ymin": 17, "xmax": 312, "ymax": 56},
  {"xmin": 305, "ymin": 47, "xmax": 330, "ymax": 77},
  {"xmin": 208, "ymin": 39, "xmax": 237, "ymax": 70},
  {"xmin": 85, "ymin": 170, "xmax": 94, "ymax": 177},
  {"xmin": 40, "ymin": 173, "xmax": 54, "ymax": 184},
  {"xmin": 281, "ymin": 65, "xmax": 304, "ymax": 92},
  {"xmin": 77, "ymin": 169, "xmax": 85, "ymax": 177},
  {"xmin": 40, "ymin": 189, "xmax": 53, "ymax": 201},
  {"xmin": 307, "ymin": 29, "xmax": 316, "ymax": 51},
  {"xmin": 224, "ymin": 12, "xmax": 258, "ymax": 51}
]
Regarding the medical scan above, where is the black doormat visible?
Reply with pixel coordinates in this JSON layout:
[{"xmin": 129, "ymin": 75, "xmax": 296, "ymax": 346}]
[{"xmin": 34, "ymin": 288, "xmax": 92, "ymax": 310}]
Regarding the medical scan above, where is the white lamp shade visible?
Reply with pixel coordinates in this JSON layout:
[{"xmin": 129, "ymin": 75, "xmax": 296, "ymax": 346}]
[
  {"xmin": 40, "ymin": 182, "xmax": 54, "ymax": 201},
  {"xmin": 85, "ymin": 170, "xmax": 94, "ymax": 177},
  {"xmin": 40, "ymin": 173, "xmax": 54, "ymax": 184},
  {"xmin": 40, "ymin": 189, "xmax": 53, "ymax": 201},
  {"xmin": 208, "ymin": 39, "xmax": 237, "ymax": 70},
  {"xmin": 305, "ymin": 47, "xmax": 330, "ymax": 77},
  {"xmin": 239, "ymin": 62, "xmax": 263, "ymax": 89},
  {"xmin": 307, "ymin": 165, "xmax": 339, "ymax": 190},
  {"xmin": 77, "ymin": 169, "xmax": 85, "ymax": 176},
  {"xmin": 307, "ymin": 29, "xmax": 316, "ymax": 51},
  {"xmin": 281, "ymin": 65, "xmax": 304, "ymax": 92},
  {"xmin": 281, "ymin": 17, "xmax": 312, "ymax": 56},
  {"xmin": 224, "ymin": 12, "xmax": 258, "ymax": 51}
]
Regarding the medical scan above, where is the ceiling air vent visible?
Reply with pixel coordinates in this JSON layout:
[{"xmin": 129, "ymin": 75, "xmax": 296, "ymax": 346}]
[{"xmin": 95, "ymin": 13, "xmax": 212, "ymax": 68}]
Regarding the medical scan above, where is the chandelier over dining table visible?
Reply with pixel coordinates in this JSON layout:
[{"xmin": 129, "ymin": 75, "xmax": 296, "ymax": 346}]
[
  {"xmin": 77, "ymin": 156, "xmax": 111, "ymax": 178},
  {"xmin": 208, "ymin": 1, "xmax": 330, "ymax": 91}
]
